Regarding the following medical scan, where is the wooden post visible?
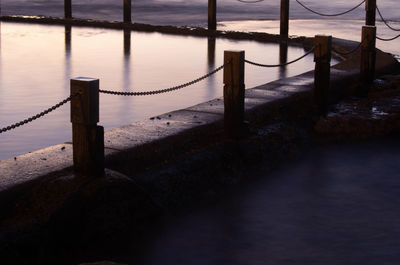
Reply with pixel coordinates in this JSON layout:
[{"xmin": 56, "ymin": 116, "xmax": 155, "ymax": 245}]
[
  {"xmin": 360, "ymin": 26, "xmax": 376, "ymax": 91},
  {"xmin": 365, "ymin": 0, "xmax": 376, "ymax": 26},
  {"xmin": 224, "ymin": 50, "xmax": 245, "ymax": 139},
  {"xmin": 280, "ymin": 0, "xmax": 290, "ymax": 39},
  {"xmin": 208, "ymin": 0, "xmax": 217, "ymax": 30},
  {"xmin": 70, "ymin": 77, "xmax": 104, "ymax": 177},
  {"xmin": 123, "ymin": 0, "xmax": 132, "ymax": 23},
  {"xmin": 314, "ymin": 35, "xmax": 332, "ymax": 116},
  {"xmin": 65, "ymin": 0, "xmax": 72, "ymax": 19}
]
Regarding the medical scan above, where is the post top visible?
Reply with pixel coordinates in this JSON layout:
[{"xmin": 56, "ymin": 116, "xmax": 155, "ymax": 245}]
[{"xmin": 72, "ymin": 77, "xmax": 99, "ymax": 82}]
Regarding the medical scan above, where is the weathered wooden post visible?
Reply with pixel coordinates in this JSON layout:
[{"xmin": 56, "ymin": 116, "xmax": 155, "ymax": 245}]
[
  {"xmin": 314, "ymin": 35, "xmax": 332, "ymax": 116},
  {"xmin": 360, "ymin": 26, "xmax": 376, "ymax": 91},
  {"xmin": 65, "ymin": 0, "xmax": 72, "ymax": 19},
  {"xmin": 224, "ymin": 50, "xmax": 245, "ymax": 139},
  {"xmin": 365, "ymin": 0, "xmax": 376, "ymax": 26},
  {"xmin": 208, "ymin": 0, "xmax": 217, "ymax": 30},
  {"xmin": 123, "ymin": 0, "xmax": 132, "ymax": 23},
  {"xmin": 280, "ymin": 0, "xmax": 290, "ymax": 39},
  {"xmin": 71, "ymin": 77, "xmax": 104, "ymax": 177}
]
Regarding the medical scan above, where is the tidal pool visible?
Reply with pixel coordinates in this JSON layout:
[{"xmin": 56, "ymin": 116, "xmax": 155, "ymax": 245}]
[{"xmin": 0, "ymin": 22, "xmax": 323, "ymax": 160}]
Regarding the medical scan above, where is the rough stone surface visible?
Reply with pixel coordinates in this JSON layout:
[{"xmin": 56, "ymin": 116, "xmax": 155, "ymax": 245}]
[{"xmin": 315, "ymin": 74, "xmax": 400, "ymax": 139}]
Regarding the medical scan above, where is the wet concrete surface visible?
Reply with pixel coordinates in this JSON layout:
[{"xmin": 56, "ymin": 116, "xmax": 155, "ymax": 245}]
[{"xmin": 118, "ymin": 137, "xmax": 400, "ymax": 265}]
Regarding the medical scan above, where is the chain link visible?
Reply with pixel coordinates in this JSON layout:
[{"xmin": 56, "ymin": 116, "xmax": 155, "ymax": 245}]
[
  {"xmin": 0, "ymin": 96, "xmax": 73, "ymax": 134},
  {"xmin": 100, "ymin": 63, "xmax": 227, "ymax": 96},
  {"xmin": 236, "ymin": 0, "xmax": 265, "ymax": 3},
  {"xmin": 245, "ymin": 46, "xmax": 315, "ymax": 68},
  {"xmin": 332, "ymin": 40, "xmax": 363, "ymax": 56},
  {"xmin": 376, "ymin": 6, "xmax": 400, "ymax": 32},
  {"xmin": 376, "ymin": 34, "xmax": 400, "ymax": 41},
  {"xmin": 295, "ymin": 0, "xmax": 365, "ymax": 17}
]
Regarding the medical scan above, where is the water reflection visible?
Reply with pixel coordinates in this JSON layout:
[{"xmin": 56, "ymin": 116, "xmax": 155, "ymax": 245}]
[
  {"xmin": 206, "ymin": 37, "xmax": 217, "ymax": 99},
  {"xmin": 65, "ymin": 25, "xmax": 72, "ymax": 90},
  {"xmin": 0, "ymin": 22, "xmax": 318, "ymax": 160},
  {"xmin": 279, "ymin": 42, "xmax": 288, "ymax": 79},
  {"xmin": 207, "ymin": 37, "xmax": 216, "ymax": 68},
  {"xmin": 122, "ymin": 29, "xmax": 132, "ymax": 116},
  {"xmin": 124, "ymin": 29, "xmax": 131, "ymax": 55}
]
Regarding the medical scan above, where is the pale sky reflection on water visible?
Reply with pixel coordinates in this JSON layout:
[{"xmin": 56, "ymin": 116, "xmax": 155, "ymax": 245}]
[{"xmin": 0, "ymin": 22, "xmax": 319, "ymax": 160}]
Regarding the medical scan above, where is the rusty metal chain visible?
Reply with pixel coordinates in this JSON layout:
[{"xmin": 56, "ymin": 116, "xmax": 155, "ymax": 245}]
[
  {"xmin": 0, "ymin": 96, "xmax": 72, "ymax": 134},
  {"xmin": 245, "ymin": 46, "xmax": 315, "ymax": 68},
  {"xmin": 332, "ymin": 40, "xmax": 363, "ymax": 56},
  {"xmin": 376, "ymin": 34, "xmax": 400, "ymax": 41},
  {"xmin": 236, "ymin": 0, "xmax": 265, "ymax": 3},
  {"xmin": 99, "ymin": 63, "xmax": 227, "ymax": 96},
  {"xmin": 376, "ymin": 6, "xmax": 400, "ymax": 32},
  {"xmin": 295, "ymin": 0, "xmax": 365, "ymax": 17}
]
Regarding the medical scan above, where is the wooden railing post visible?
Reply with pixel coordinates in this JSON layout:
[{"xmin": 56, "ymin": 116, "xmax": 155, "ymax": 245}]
[
  {"xmin": 360, "ymin": 26, "xmax": 376, "ymax": 91},
  {"xmin": 280, "ymin": 0, "xmax": 290, "ymax": 39},
  {"xmin": 64, "ymin": 0, "xmax": 72, "ymax": 19},
  {"xmin": 314, "ymin": 35, "xmax": 332, "ymax": 116},
  {"xmin": 224, "ymin": 50, "xmax": 245, "ymax": 139},
  {"xmin": 124, "ymin": 0, "xmax": 132, "ymax": 23},
  {"xmin": 71, "ymin": 77, "xmax": 104, "ymax": 177},
  {"xmin": 365, "ymin": 0, "xmax": 376, "ymax": 26},
  {"xmin": 208, "ymin": 0, "xmax": 217, "ymax": 30}
]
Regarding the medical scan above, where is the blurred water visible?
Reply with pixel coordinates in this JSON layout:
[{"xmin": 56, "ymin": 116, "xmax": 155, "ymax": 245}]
[
  {"xmin": 0, "ymin": 0, "xmax": 399, "ymax": 25},
  {"xmin": 0, "ymin": 0, "xmax": 399, "ymax": 159},
  {"xmin": 0, "ymin": 22, "xmax": 318, "ymax": 160},
  {"xmin": 118, "ymin": 138, "xmax": 400, "ymax": 265}
]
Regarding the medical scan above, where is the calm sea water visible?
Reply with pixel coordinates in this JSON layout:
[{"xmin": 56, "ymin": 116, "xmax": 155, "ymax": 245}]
[
  {"xmin": 1, "ymin": 0, "xmax": 399, "ymax": 25},
  {"xmin": 117, "ymin": 138, "xmax": 400, "ymax": 265},
  {"xmin": 0, "ymin": 22, "xmax": 318, "ymax": 160},
  {"xmin": 0, "ymin": 0, "xmax": 399, "ymax": 160}
]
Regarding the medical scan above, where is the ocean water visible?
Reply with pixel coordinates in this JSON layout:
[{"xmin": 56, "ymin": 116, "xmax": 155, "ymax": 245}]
[
  {"xmin": 1, "ymin": 0, "xmax": 399, "ymax": 25},
  {"xmin": 0, "ymin": 0, "xmax": 399, "ymax": 160}
]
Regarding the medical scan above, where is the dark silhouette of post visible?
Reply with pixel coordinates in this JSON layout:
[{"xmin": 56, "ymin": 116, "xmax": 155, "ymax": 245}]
[
  {"xmin": 65, "ymin": 0, "xmax": 72, "ymax": 19},
  {"xmin": 365, "ymin": 0, "xmax": 376, "ymax": 26},
  {"xmin": 360, "ymin": 26, "xmax": 376, "ymax": 92},
  {"xmin": 280, "ymin": 0, "xmax": 290, "ymax": 38},
  {"xmin": 224, "ymin": 50, "xmax": 245, "ymax": 139},
  {"xmin": 279, "ymin": 42, "xmax": 288, "ymax": 79},
  {"xmin": 314, "ymin": 35, "xmax": 332, "ymax": 116},
  {"xmin": 65, "ymin": 25, "xmax": 71, "ymax": 54},
  {"xmin": 208, "ymin": 37, "xmax": 216, "ymax": 67},
  {"xmin": 124, "ymin": 0, "xmax": 132, "ymax": 23},
  {"xmin": 70, "ymin": 77, "xmax": 104, "ymax": 177},
  {"xmin": 208, "ymin": 0, "xmax": 217, "ymax": 30},
  {"xmin": 124, "ymin": 29, "xmax": 131, "ymax": 55}
]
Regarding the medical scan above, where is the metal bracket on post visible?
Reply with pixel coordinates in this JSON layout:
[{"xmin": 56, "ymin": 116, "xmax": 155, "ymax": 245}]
[
  {"xmin": 223, "ymin": 50, "xmax": 245, "ymax": 139},
  {"xmin": 70, "ymin": 77, "xmax": 104, "ymax": 177},
  {"xmin": 314, "ymin": 35, "xmax": 332, "ymax": 116}
]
